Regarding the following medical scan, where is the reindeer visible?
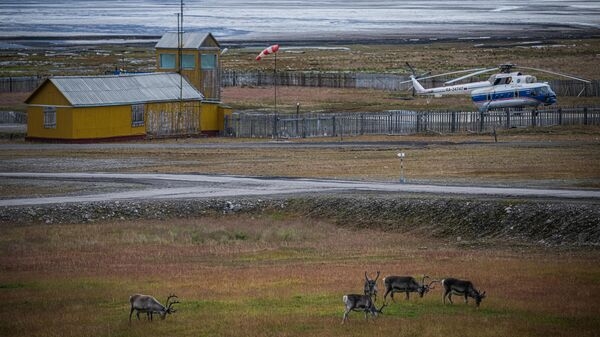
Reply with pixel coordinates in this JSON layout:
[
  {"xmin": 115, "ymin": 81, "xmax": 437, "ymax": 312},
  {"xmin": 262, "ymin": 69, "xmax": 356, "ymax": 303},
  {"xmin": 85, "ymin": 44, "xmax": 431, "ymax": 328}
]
[
  {"xmin": 129, "ymin": 294, "xmax": 179, "ymax": 323},
  {"xmin": 441, "ymin": 278, "xmax": 486, "ymax": 307},
  {"xmin": 383, "ymin": 275, "xmax": 438, "ymax": 303},
  {"xmin": 342, "ymin": 294, "xmax": 386, "ymax": 324},
  {"xmin": 363, "ymin": 271, "xmax": 380, "ymax": 302}
]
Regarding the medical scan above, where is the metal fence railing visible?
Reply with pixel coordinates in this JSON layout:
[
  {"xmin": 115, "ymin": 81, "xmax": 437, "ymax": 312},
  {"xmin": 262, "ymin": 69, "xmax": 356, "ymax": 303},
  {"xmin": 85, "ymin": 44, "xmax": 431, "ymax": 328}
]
[
  {"xmin": 221, "ymin": 70, "xmax": 600, "ymax": 97},
  {"xmin": 224, "ymin": 106, "xmax": 600, "ymax": 138}
]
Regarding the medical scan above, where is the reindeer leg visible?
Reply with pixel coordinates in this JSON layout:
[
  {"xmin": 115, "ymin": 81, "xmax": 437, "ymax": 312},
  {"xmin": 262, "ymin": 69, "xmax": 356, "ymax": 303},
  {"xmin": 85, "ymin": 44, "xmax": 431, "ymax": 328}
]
[
  {"xmin": 448, "ymin": 293, "xmax": 454, "ymax": 304},
  {"xmin": 405, "ymin": 291, "xmax": 410, "ymax": 300},
  {"xmin": 383, "ymin": 288, "xmax": 391, "ymax": 303},
  {"xmin": 342, "ymin": 309, "xmax": 350, "ymax": 324},
  {"xmin": 136, "ymin": 311, "xmax": 141, "ymax": 320},
  {"xmin": 464, "ymin": 294, "xmax": 468, "ymax": 304},
  {"xmin": 129, "ymin": 308, "xmax": 134, "ymax": 323}
]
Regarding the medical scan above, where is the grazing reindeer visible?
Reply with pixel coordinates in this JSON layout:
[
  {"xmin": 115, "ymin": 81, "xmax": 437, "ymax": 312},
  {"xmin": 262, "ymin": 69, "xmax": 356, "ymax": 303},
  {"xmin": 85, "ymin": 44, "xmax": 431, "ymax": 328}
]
[
  {"xmin": 129, "ymin": 294, "xmax": 179, "ymax": 323},
  {"xmin": 364, "ymin": 271, "xmax": 380, "ymax": 302},
  {"xmin": 342, "ymin": 294, "xmax": 386, "ymax": 323},
  {"xmin": 383, "ymin": 275, "xmax": 438, "ymax": 302},
  {"xmin": 441, "ymin": 278, "xmax": 486, "ymax": 307}
]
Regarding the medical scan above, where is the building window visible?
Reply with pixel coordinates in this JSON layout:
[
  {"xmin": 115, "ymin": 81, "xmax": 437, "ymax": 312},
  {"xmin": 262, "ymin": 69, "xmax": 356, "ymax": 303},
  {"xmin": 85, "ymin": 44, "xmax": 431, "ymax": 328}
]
[
  {"xmin": 201, "ymin": 54, "xmax": 217, "ymax": 69},
  {"xmin": 182, "ymin": 54, "xmax": 195, "ymax": 69},
  {"xmin": 160, "ymin": 53, "xmax": 176, "ymax": 69},
  {"xmin": 131, "ymin": 104, "xmax": 144, "ymax": 127},
  {"xmin": 43, "ymin": 106, "xmax": 56, "ymax": 128}
]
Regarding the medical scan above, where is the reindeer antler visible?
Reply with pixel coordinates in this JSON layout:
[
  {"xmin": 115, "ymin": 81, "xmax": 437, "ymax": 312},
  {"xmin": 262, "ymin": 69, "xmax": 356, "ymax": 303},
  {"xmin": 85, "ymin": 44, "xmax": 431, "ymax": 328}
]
[
  {"xmin": 165, "ymin": 294, "xmax": 178, "ymax": 307},
  {"xmin": 375, "ymin": 271, "xmax": 380, "ymax": 281},
  {"xmin": 427, "ymin": 279, "xmax": 440, "ymax": 289}
]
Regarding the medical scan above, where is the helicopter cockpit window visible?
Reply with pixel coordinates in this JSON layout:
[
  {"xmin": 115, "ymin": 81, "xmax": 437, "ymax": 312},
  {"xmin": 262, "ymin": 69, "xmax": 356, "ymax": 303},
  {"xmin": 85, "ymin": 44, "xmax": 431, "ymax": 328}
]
[{"xmin": 505, "ymin": 77, "xmax": 512, "ymax": 84}]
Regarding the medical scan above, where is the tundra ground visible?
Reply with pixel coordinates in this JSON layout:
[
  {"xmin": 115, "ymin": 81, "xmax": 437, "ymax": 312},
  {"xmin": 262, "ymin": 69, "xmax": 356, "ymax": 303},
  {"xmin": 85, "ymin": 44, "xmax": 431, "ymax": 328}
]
[{"xmin": 0, "ymin": 214, "xmax": 599, "ymax": 337}]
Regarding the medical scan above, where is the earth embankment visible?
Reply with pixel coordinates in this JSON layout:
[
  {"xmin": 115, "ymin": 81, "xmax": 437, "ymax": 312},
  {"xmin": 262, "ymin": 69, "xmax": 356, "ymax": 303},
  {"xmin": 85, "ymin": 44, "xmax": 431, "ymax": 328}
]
[{"xmin": 2, "ymin": 194, "xmax": 598, "ymax": 247}]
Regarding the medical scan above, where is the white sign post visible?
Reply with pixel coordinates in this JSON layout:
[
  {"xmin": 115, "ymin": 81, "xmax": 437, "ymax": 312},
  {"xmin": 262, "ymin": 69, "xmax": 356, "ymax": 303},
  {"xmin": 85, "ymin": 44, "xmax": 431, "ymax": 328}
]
[{"xmin": 397, "ymin": 152, "xmax": 405, "ymax": 183}]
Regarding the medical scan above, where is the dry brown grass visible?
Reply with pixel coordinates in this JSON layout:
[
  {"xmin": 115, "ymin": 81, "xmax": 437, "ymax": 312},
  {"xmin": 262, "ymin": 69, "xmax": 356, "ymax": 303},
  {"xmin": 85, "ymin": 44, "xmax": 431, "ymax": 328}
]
[
  {"xmin": 0, "ymin": 216, "xmax": 598, "ymax": 337},
  {"xmin": 3, "ymin": 126, "xmax": 598, "ymax": 191}
]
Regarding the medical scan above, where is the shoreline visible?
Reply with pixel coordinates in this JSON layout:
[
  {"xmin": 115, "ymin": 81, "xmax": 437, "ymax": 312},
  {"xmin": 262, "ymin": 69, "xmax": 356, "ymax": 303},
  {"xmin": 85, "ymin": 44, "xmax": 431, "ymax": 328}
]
[{"xmin": 2, "ymin": 29, "xmax": 600, "ymax": 49}]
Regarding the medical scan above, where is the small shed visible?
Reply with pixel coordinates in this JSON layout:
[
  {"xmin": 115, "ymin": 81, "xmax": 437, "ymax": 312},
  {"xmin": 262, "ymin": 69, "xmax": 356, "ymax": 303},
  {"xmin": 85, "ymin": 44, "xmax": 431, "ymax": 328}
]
[{"xmin": 25, "ymin": 73, "xmax": 204, "ymax": 142}]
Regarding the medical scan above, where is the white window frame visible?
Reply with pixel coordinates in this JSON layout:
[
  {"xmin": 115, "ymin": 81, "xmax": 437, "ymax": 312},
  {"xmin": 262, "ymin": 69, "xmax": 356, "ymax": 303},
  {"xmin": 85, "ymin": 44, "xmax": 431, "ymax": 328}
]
[
  {"xmin": 131, "ymin": 104, "xmax": 145, "ymax": 127},
  {"xmin": 43, "ymin": 106, "xmax": 56, "ymax": 128}
]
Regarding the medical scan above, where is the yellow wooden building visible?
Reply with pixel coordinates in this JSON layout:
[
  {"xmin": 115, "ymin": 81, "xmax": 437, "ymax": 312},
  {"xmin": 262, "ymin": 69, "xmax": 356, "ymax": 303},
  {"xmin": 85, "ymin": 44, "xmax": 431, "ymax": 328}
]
[
  {"xmin": 25, "ymin": 73, "xmax": 204, "ymax": 142},
  {"xmin": 25, "ymin": 32, "xmax": 232, "ymax": 142}
]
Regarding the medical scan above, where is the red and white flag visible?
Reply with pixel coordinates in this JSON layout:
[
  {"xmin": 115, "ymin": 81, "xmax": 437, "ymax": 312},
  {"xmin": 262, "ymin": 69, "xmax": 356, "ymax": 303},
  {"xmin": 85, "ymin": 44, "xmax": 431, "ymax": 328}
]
[{"xmin": 256, "ymin": 44, "xmax": 280, "ymax": 61}]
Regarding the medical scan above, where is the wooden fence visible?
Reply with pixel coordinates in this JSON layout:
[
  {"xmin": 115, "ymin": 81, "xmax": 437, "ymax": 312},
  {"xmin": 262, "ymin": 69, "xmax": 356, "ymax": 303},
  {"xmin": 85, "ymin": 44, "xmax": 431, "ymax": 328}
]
[
  {"xmin": 222, "ymin": 70, "xmax": 600, "ymax": 97},
  {"xmin": 0, "ymin": 77, "xmax": 44, "ymax": 93},
  {"xmin": 2, "ymin": 72, "xmax": 598, "ymax": 97},
  {"xmin": 0, "ymin": 111, "xmax": 27, "ymax": 124},
  {"xmin": 224, "ymin": 106, "xmax": 600, "ymax": 138}
]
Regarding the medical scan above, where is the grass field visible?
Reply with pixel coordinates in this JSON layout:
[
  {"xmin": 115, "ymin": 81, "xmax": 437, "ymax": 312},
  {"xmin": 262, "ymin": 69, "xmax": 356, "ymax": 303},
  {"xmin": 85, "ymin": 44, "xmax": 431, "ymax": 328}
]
[
  {"xmin": 2, "ymin": 37, "xmax": 600, "ymax": 337},
  {"xmin": 1, "ymin": 214, "xmax": 599, "ymax": 337}
]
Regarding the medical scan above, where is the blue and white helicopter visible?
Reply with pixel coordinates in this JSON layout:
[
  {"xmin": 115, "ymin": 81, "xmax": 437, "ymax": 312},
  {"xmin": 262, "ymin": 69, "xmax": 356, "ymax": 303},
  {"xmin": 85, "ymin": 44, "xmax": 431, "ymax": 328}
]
[{"xmin": 404, "ymin": 64, "xmax": 590, "ymax": 112}]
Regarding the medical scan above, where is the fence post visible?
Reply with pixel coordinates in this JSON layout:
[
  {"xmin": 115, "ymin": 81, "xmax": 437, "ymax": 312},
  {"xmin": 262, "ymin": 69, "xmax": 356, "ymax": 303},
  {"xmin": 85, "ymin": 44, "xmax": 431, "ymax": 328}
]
[
  {"xmin": 479, "ymin": 111, "xmax": 485, "ymax": 133},
  {"xmin": 584, "ymin": 107, "xmax": 588, "ymax": 125},
  {"xmin": 451, "ymin": 111, "xmax": 456, "ymax": 133},
  {"xmin": 360, "ymin": 114, "xmax": 364, "ymax": 135},
  {"xmin": 558, "ymin": 108, "xmax": 562, "ymax": 125},
  {"xmin": 506, "ymin": 110, "xmax": 511, "ymax": 129},
  {"xmin": 531, "ymin": 110, "xmax": 536, "ymax": 128},
  {"xmin": 302, "ymin": 118, "xmax": 306, "ymax": 138},
  {"xmin": 332, "ymin": 115, "xmax": 336, "ymax": 136}
]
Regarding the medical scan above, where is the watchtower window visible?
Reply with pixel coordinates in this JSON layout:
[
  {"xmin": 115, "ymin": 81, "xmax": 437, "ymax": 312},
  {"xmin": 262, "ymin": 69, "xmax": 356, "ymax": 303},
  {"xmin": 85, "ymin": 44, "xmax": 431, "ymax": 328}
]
[
  {"xmin": 159, "ymin": 53, "xmax": 176, "ymax": 69},
  {"xmin": 201, "ymin": 54, "xmax": 217, "ymax": 69},
  {"xmin": 181, "ymin": 54, "xmax": 195, "ymax": 69}
]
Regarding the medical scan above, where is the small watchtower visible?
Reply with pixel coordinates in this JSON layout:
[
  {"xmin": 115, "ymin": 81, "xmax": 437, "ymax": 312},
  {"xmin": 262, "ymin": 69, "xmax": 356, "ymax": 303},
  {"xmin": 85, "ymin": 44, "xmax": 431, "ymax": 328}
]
[{"xmin": 155, "ymin": 32, "xmax": 221, "ymax": 101}]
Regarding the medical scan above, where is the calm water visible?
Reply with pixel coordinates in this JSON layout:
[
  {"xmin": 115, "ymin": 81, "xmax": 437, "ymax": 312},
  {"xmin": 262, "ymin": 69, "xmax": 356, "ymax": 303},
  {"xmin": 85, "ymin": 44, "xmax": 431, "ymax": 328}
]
[{"xmin": 1, "ymin": 0, "xmax": 599, "ymax": 42}]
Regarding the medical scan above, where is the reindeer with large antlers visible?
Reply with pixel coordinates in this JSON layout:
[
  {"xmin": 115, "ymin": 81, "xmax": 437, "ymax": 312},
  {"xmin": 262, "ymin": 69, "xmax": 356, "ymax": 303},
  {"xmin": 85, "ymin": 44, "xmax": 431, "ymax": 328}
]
[
  {"xmin": 383, "ymin": 275, "xmax": 438, "ymax": 303},
  {"xmin": 364, "ymin": 271, "xmax": 380, "ymax": 302},
  {"xmin": 129, "ymin": 293, "xmax": 179, "ymax": 323}
]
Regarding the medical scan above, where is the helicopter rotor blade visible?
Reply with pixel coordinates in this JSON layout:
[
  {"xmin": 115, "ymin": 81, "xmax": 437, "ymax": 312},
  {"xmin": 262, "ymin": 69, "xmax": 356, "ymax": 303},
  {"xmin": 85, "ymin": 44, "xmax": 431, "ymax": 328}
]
[
  {"xmin": 444, "ymin": 68, "xmax": 498, "ymax": 85},
  {"xmin": 405, "ymin": 62, "xmax": 417, "ymax": 76},
  {"xmin": 399, "ymin": 67, "xmax": 492, "ymax": 85},
  {"xmin": 517, "ymin": 66, "xmax": 591, "ymax": 83}
]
